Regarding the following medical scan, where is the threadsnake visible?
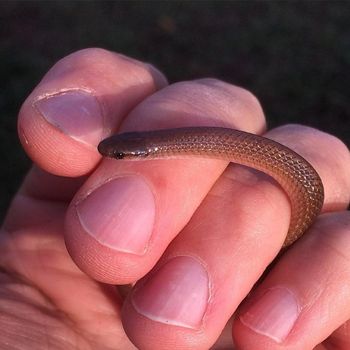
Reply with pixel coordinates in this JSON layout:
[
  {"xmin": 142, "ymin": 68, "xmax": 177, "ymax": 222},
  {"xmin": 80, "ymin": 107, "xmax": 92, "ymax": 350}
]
[{"xmin": 98, "ymin": 127, "xmax": 324, "ymax": 247}]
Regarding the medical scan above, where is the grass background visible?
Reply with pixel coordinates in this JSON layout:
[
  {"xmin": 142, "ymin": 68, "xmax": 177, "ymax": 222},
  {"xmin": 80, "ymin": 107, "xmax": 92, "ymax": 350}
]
[{"xmin": 1, "ymin": 1, "xmax": 349, "ymax": 220}]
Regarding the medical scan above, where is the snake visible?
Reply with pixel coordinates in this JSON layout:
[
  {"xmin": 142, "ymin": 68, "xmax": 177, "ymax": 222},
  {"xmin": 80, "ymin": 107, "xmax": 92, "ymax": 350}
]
[{"xmin": 98, "ymin": 127, "xmax": 324, "ymax": 247}]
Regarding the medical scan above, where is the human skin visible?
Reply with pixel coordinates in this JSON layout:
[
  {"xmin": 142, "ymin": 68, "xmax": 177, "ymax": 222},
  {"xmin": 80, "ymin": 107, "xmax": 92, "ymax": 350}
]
[{"xmin": 1, "ymin": 48, "xmax": 350, "ymax": 349}]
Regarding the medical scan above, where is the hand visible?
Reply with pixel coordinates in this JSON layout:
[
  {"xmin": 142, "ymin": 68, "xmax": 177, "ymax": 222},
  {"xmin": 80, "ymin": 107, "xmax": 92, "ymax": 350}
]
[{"xmin": 1, "ymin": 49, "xmax": 350, "ymax": 350}]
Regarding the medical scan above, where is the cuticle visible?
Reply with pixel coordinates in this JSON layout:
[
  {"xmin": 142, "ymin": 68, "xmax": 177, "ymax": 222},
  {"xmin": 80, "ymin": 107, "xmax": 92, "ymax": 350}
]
[{"xmin": 32, "ymin": 87, "xmax": 95, "ymax": 105}]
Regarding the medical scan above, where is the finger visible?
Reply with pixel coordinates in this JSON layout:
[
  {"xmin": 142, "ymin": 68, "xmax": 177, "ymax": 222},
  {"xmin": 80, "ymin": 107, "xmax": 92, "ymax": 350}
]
[
  {"xmin": 121, "ymin": 125, "xmax": 350, "ymax": 349},
  {"xmin": 235, "ymin": 212, "xmax": 350, "ymax": 350},
  {"xmin": 18, "ymin": 48, "xmax": 167, "ymax": 177},
  {"xmin": 64, "ymin": 79, "xmax": 266, "ymax": 284}
]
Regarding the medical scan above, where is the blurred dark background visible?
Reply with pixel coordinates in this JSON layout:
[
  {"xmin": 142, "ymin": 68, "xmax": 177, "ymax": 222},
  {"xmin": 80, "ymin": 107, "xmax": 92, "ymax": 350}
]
[{"xmin": 1, "ymin": 1, "xmax": 349, "ymax": 220}]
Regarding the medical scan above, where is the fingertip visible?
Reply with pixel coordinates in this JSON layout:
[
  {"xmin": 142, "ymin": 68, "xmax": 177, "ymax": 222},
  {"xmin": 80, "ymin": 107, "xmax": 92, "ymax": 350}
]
[
  {"xmin": 18, "ymin": 48, "xmax": 167, "ymax": 177},
  {"xmin": 64, "ymin": 205, "xmax": 146, "ymax": 284},
  {"xmin": 63, "ymin": 173, "xmax": 159, "ymax": 284},
  {"xmin": 18, "ymin": 90, "xmax": 102, "ymax": 177}
]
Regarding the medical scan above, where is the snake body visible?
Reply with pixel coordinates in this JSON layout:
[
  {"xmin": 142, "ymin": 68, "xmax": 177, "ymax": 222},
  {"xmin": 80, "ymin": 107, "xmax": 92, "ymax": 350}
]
[{"xmin": 98, "ymin": 127, "xmax": 324, "ymax": 247}]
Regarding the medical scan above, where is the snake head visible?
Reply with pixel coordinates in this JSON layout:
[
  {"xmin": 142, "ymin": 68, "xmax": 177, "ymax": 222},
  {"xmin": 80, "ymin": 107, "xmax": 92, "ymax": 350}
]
[{"xmin": 98, "ymin": 132, "xmax": 150, "ymax": 159}]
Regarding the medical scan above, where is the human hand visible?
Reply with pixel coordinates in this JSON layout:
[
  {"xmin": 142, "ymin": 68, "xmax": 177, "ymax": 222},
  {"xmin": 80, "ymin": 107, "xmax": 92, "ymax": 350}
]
[{"xmin": 1, "ymin": 49, "xmax": 350, "ymax": 349}]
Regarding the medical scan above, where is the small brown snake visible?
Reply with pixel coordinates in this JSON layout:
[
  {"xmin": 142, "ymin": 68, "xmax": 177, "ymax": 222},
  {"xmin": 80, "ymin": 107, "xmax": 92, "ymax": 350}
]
[{"xmin": 98, "ymin": 127, "xmax": 324, "ymax": 247}]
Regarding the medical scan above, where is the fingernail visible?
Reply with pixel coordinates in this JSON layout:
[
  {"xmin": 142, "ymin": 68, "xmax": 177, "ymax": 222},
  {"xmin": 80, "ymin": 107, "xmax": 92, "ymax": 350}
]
[
  {"xmin": 34, "ymin": 90, "xmax": 104, "ymax": 146},
  {"xmin": 132, "ymin": 256, "xmax": 209, "ymax": 329},
  {"xmin": 240, "ymin": 287, "xmax": 300, "ymax": 343},
  {"xmin": 76, "ymin": 176, "xmax": 155, "ymax": 255}
]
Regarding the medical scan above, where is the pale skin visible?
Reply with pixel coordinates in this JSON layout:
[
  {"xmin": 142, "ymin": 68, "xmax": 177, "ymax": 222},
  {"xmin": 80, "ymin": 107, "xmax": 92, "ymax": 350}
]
[{"xmin": 1, "ymin": 48, "xmax": 350, "ymax": 350}]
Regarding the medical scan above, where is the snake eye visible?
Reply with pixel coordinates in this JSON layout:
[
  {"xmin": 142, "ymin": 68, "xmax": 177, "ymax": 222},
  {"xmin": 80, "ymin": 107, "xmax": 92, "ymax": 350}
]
[{"xmin": 114, "ymin": 151, "xmax": 125, "ymax": 159}]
